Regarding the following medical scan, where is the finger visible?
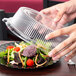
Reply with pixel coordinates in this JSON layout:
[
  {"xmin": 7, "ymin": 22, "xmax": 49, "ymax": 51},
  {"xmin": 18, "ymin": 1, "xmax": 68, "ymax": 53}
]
[
  {"xmin": 48, "ymin": 36, "xmax": 74, "ymax": 57},
  {"xmin": 67, "ymin": 12, "xmax": 76, "ymax": 22},
  {"xmin": 35, "ymin": 14, "xmax": 42, "ymax": 21},
  {"xmin": 39, "ymin": 28, "xmax": 47, "ymax": 34},
  {"xmin": 55, "ymin": 12, "xmax": 76, "ymax": 29},
  {"xmin": 65, "ymin": 48, "xmax": 76, "ymax": 61},
  {"xmin": 45, "ymin": 27, "xmax": 69, "ymax": 40},
  {"xmin": 40, "ymin": 8, "xmax": 51, "ymax": 14},
  {"xmin": 33, "ymin": 23, "xmax": 40, "ymax": 30},
  {"xmin": 34, "ymin": 15, "xmax": 42, "ymax": 30},
  {"xmin": 52, "ymin": 42, "xmax": 76, "ymax": 60},
  {"xmin": 40, "ymin": 6, "xmax": 58, "ymax": 15},
  {"xmin": 55, "ymin": 14, "xmax": 68, "ymax": 29},
  {"xmin": 53, "ymin": 7, "xmax": 66, "ymax": 23}
]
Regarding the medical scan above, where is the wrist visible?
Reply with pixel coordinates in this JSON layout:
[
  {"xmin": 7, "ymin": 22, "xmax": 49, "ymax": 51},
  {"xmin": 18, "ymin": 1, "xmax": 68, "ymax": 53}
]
[
  {"xmin": 64, "ymin": 1, "xmax": 76, "ymax": 14},
  {"xmin": 70, "ymin": 0, "xmax": 76, "ymax": 7}
]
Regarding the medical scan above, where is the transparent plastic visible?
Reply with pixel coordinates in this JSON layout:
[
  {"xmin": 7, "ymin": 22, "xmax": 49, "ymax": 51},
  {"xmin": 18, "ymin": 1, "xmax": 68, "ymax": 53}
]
[{"xmin": 2, "ymin": 7, "xmax": 67, "ymax": 49}]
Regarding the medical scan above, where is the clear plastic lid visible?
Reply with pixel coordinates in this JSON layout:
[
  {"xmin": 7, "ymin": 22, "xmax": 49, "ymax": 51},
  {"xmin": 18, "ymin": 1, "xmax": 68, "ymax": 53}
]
[{"xmin": 2, "ymin": 7, "xmax": 67, "ymax": 49}]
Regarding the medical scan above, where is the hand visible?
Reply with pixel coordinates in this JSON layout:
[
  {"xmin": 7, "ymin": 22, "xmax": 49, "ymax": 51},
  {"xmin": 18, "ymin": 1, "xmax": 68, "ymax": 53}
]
[
  {"xmin": 40, "ymin": 1, "xmax": 76, "ymax": 29},
  {"xmin": 45, "ymin": 24, "xmax": 76, "ymax": 61}
]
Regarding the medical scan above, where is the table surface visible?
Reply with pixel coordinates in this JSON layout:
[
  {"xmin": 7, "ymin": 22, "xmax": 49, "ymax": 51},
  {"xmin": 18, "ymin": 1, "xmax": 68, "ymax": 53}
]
[{"xmin": 0, "ymin": 41, "xmax": 76, "ymax": 76}]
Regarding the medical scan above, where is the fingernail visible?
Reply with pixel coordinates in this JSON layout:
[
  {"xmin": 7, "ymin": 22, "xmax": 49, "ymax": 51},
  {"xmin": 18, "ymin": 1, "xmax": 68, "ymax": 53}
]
[
  {"xmin": 52, "ymin": 57, "xmax": 58, "ymax": 60},
  {"xmin": 54, "ymin": 18, "xmax": 58, "ymax": 22},
  {"xmin": 45, "ymin": 35, "xmax": 49, "ymax": 40},
  {"xmin": 48, "ymin": 52, "xmax": 53, "ymax": 57},
  {"xmin": 65, "ymin": 58, "xmax": 69, "ymax": 62},
  {"xmin": 51, "ymin": 22, "xmax": 55, "ymax": 26}
]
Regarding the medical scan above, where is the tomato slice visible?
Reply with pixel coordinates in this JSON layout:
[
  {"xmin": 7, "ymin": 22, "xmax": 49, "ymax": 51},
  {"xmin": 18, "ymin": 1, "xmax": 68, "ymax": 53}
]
[
  {"xmin": 6, "ymin": 46, "xmax": 14, "ymax": 50},
  {"xmin": 13, "ymin": 47, "xmax": 20, "ymax": 52},
  {"xmin": 26, "ymin": 59, "xmax": 34, "ymax": 67}
]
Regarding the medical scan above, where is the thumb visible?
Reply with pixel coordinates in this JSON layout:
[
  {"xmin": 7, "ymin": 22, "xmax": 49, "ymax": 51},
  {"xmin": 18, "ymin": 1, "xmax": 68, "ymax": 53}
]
[{"xmin": 45, "ymin": 26, "xmax": 70, "ymax": 40}]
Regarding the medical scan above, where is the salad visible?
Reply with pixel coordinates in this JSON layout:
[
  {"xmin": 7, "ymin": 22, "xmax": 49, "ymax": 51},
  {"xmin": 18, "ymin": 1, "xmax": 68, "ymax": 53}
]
[{"xmin": 0, "ymin": 40, "xmax": 53, "ymax": 69}]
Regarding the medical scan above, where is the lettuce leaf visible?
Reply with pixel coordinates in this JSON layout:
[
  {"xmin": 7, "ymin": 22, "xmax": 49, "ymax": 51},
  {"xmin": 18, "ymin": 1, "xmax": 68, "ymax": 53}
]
[{"xmin": 36, "ymin": 39, "xmax": 51, "ymax": 55}]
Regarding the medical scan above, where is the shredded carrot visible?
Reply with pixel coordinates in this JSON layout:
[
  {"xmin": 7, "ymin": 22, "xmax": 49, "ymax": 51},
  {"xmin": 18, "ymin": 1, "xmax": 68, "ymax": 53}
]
[
  {"xmin": 35, "ymin": 54, "xmax": 47, "ymax": 68},
  {"xmin": 19, "ymin": 51, "xmax": 24, "ymax": 67},
  {"xmin": 37, "ymin": 44, "xmax": 46, "ymax": 50},
  {"xmin": 43, "ymin": 55, "xmax": 49, "ymax": 57},
  {"xmin": 35, "ymin": 54, "xmax": 38, "ymax": 66},
  {"xmin": 7, "ymin": 49, "xmax": 9, "ymax": 64}
]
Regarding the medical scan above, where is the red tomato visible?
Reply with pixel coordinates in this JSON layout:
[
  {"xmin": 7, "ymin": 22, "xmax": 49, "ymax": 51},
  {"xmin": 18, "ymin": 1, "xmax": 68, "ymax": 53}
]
[
  {"xmin": 13, "ymin": 47, "xmax": 20, "ymax": 52},
  {"xmin": 6, "ymin": 46, "xmax": 14, "ymax": 50},
  {"xmin": 26, "ymin": 59, "xmax": 34, "ymax": 67}
]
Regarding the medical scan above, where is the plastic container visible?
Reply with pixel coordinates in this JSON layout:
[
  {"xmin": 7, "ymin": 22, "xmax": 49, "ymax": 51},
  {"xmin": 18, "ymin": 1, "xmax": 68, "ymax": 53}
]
[{"xmin": 2, "ymin": 7, "xmax": 66, "ymax": 49}]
